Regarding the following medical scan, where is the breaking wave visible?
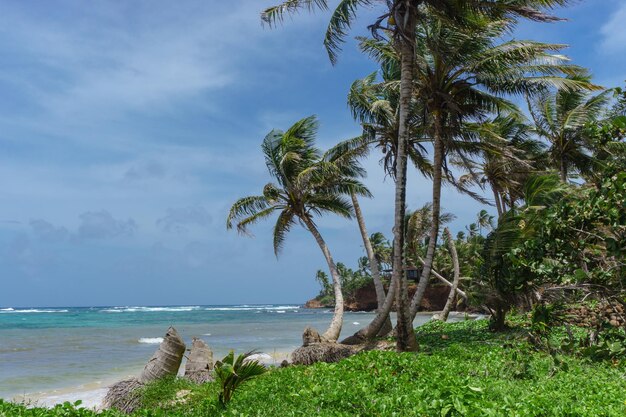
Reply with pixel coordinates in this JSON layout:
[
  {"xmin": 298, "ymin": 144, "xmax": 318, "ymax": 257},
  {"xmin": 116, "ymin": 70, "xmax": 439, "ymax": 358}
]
[
  {"xmin": 101, "ymin": 306, "xmax": 201, "ymax": 313},
  {"xmin": 138, "ymin": 337, "xmax": 164, "ymax": 344},
  {"xmin": 0, "ymin": 308, "xmax": 69, "ymax": 314},
  {"xmin": 203, "ymin": 306, "xmax": 300, "ymax": 311}
]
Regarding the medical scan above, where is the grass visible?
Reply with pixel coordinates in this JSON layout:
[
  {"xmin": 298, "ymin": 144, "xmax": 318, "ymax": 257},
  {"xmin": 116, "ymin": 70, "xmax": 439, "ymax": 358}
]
[{"xmin": 3, "ymin": 319, "xmax": 626, "ymax": 417}]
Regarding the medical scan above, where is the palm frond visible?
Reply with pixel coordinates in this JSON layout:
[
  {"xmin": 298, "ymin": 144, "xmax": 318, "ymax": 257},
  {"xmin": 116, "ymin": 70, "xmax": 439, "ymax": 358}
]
[
  {"xmin": 324, "ymin": 0, "xmax": 375, "ymax": 64},
  {"xmin": 226, "ymin": 195, "xmax": 274, "ymax": 232},
  {"xmin": 262, "ymin": 0, "xmax": 329, "ymax": 26}
]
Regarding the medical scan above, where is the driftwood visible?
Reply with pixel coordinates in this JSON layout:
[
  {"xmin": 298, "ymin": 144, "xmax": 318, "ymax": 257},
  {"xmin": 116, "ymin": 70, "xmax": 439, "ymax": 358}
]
[
  {"xmin": 103, "ymin": 327, "xmax": 186, "ymax": 413},
  {"xmin": 102, "ymin": 378, "xmax": 143, "ymax": 413},
  {"xmin": 139, "ymin": 327, "xmax": 186, "ymax": 383},
  {"xmin": 184, "ymin": 338, "xmax": 214, "ymax": 384},
  {"xmin": 291, "ymin": 342, "xmax": 359, "ymax": 365},
  {"xmin": 302, "ymin": 326, "xmax": 323, "ymax": 346}
]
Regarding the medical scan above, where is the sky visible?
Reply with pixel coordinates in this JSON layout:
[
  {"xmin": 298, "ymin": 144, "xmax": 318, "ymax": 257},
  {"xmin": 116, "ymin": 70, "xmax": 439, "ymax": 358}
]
[{"xmin": 0, "ymin": 0, "xmax": 624, "ymax": 307}]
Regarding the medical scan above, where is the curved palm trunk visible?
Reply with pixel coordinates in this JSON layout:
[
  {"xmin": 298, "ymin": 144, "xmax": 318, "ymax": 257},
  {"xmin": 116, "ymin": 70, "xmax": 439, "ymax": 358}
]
[
  {"xmin": 302, "ymin": 216, "xmax": 343, "ymax": 343},
  {"xmin": 351, "ymin": 193, "xmax": 392, "ymax": 335},
  {"xmin": 393, "ymin": 9, "xmax": 419, "ymax": 352},
  {"xmin": 437, "ymin": 228, "xmax": 460, "ymax": 322},
  {"xmin": 410, "ymin": 114, "xmax": 444, "ymax": 320},
  {"xmin": 341, "ymin": 270, "xmax": 398, "ymax": 344}
]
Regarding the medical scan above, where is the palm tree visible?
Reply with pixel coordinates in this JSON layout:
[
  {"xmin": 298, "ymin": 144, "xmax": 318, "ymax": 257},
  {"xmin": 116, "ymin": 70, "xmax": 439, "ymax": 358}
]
[
  {"xmin": 405, "ymin": 11, "xmax": 589, "ymax": 321},
  {"xmin": 369, "ymin": 232, "xmax": 392, "ymax": 271},
  {"xmin": 322, "ymin": 142, "xmax": 390, "ymax": 323},
  {"xmin": 350, "ymin": 194, "xmax": 393, "ymax": 335},
  {"xmin": 476, "ymin": 210, "xmax": 494, "ymax": 235},
  {"xmin": 527, "ymin": 72, "xmax": 608, "ymax": 182},
  {"xmin": 262, "ymin": 0, "xmax": 573, "ymax": 351},
  {"xmin": 454, "ymin": 114, "xmax": 544, "ymax": 217},
  {"xmin": 226, "ymin": 115, "xmax": 371, "ymax": 342}
]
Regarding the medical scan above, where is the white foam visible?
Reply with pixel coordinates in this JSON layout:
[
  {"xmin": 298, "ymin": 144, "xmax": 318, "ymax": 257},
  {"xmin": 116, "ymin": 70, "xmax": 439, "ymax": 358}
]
[
  {"xmin": 202, "ymin": 333, "xmax": 211, "ymax": 336},
  {"xmin": 246, "ymin": 353, "xmax": 273, "ymax": 363},
  {"xmin": 0, "ymin": 309, "xmax": 69, "ymax": 314},
  {"xmin": 138, "ymin": 337, "xmax": 163, "ymax": 344},
  {"xmin": 203, "ymin": 306, "xmax": 299, "ymax": 311},
  {"xmin": 101, "ymin": 306, "xmax": 200, "ymax": 313},
  {"xmin": 0, "ymin": 307, "xmax": 14, "ymax": 311},
  {"xmin": 31, "ymin": 388, "xmax": 108, "ymax": 409},
  {"xmin": 275, "ymin": 310, "xmax": 286, "ymax": 313},
  {"xmin": 352, "ymin": 322, "xmax": 360, "ymax": 325}
]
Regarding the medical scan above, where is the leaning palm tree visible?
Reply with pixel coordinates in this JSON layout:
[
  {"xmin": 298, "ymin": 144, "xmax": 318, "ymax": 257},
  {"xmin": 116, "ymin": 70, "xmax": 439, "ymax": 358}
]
[
  {"xmin": 527, "ymin": 72, "xmax": 608, "ymax": 182},
  {"xmin": 227, "ymin": 116, "xmax": 371, "ymax": 342},
  {"xmin": 262, "ymin": 0, "xmax": 573, "ymax": 351},
  {"xmin": 323, "ymin": 141, "xmax": 393, "ymax": 335}
]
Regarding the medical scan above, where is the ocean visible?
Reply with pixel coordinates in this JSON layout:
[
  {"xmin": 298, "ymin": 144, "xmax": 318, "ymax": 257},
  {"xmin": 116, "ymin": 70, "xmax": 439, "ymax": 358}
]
[{"xmin": 0, "ymin": 305, "xmax": 429, "ymax": 407}]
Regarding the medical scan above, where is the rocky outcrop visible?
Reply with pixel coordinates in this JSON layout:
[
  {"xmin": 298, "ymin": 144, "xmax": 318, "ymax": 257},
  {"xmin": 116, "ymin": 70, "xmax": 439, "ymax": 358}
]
[{"xmin": 306, "ymin": 281, "xmax": 457, "ymax": 312}]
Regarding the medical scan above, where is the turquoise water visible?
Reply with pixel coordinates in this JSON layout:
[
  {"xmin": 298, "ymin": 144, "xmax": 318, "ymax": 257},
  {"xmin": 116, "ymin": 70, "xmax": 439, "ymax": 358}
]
[{"xmin": 0, "ymin": 305, "xmax": 398, "ymax": 401}]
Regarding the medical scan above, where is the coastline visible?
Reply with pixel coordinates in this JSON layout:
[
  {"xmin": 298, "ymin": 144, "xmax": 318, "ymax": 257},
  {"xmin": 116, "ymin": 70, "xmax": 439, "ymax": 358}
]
[
  {"xmin": 9, "ymin": 350, "xmax": 294, "ymax": 410},
  {"xmin": 1, "ymin": 305, "xmax": 477, "ymax": 410}
]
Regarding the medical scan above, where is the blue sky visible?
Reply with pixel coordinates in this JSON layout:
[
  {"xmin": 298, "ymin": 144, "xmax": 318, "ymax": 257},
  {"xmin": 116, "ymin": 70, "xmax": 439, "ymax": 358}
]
[{"xmin": 0, "ymin": 0, "xmax": 624, "ymax": 307}]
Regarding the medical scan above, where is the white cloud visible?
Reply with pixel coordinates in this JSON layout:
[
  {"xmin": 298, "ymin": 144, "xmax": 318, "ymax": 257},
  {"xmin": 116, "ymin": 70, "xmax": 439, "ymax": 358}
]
[
  {"xmin": 0, "ymin": 0, "xmax": 324, "ymax": 152},
  {"xmin": 600, "ymin": 3, "xmax": 626, "ymax": 54}
]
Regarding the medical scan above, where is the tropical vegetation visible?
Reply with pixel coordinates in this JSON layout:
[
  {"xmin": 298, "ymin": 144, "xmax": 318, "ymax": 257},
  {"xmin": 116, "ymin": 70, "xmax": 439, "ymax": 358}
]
[
  {"xmin": 5, "ymin": 0, "xmax": 625, "ymax": 415},
  {"xmin": 5, "ymin": 318, "xmax": 626, "ymax": 416}
]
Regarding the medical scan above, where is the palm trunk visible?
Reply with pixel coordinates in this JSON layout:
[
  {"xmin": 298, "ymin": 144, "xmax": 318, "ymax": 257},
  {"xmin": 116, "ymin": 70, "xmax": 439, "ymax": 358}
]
[
  {"xmin": 560, "ymin": 158, "xmax": 567, "ymax": 182},
  {"xmin": 138, "ymin": 327, "xmax": 186, "ymax": 383},
  {"xmin": 410, "ymin": 113, "xmax": 444, "ymax": 319},
  {"xmin": 341, "ymin": 270, "xmax": 398, "ymax": 344},
  {"xmin": 393, "ymin": 9, "xmax": 419, "ymax": 352},
  {"xmin": 437, "ymin": 228, "xmax": 460, "ymax": 322},
  {"xmin": 351, "ymin": 193, "xmax": 392, "ymax": 335},
  {"xmin": 417, "ymin": 255, "xmax": 467, "ymax": 300},
  {"xmin": 492, "ymin": 184, "xmax": 503, "ymax": 218},
  {"xmin": 302, "ymin": 216, "xmax": 343, "ymax": 342}
]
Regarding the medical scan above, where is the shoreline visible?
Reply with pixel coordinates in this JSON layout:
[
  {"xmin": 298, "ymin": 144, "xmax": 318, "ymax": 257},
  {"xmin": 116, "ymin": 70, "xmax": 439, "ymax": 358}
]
[
  {"xmin": 7, "ymin": 350, "xmax": 293, "ymax": 410},
  {"xmin": 1, "ymin": 308, "xmax": 480, "ymax": 410}
]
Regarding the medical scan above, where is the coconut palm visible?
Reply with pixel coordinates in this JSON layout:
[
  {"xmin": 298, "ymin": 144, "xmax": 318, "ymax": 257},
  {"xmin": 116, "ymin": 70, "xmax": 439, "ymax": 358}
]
[
  {"xmin": 369, "ymin": 232, "xmax": 392, "ymax": 271},
  {"xmin": 226, "ymin": 115, "xmax": 371, "ymax": 342},
  {"xmin": 403, "ymin": 11, "xmax": 592, "ymax": 321},
  {"xmin": 262, "ymin": 0, "xmax": 573, "ymax": 351},
  {"xmin": 454, "ymin": 114, "xmax": 545, "ymax": 217},
  {"xmin": 527, "ymin": 72, "xmax": 608, "ymax": 182}
]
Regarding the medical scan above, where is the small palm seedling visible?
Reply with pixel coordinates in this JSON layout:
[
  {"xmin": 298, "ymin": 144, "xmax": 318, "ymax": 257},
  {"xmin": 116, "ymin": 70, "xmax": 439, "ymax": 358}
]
[{"xmin": 214, "ymin": 350, "xmax": 267, "ymax": 406}]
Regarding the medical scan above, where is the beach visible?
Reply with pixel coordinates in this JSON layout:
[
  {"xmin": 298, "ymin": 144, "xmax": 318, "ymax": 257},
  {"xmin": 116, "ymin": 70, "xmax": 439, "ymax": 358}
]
[{"xmin": 0, "ymin": 305, "xmax": 396, "ymax": 408}]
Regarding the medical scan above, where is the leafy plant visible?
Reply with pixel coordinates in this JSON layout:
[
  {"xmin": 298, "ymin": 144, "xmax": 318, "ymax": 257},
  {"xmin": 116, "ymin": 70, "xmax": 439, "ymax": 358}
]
[
  {"xmin": 214, "ymin": 351, "xmax": 267, "ymax": 407},
  {"xmin": 531, "ymin": 303, "xmax": 565, "ymax": 334}
]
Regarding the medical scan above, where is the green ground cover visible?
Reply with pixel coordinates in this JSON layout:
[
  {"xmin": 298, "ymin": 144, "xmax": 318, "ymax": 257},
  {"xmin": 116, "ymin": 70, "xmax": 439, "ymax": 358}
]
[{"xmin": 3, "ymin": 319, "xmax": 626, "ymax": 417}]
